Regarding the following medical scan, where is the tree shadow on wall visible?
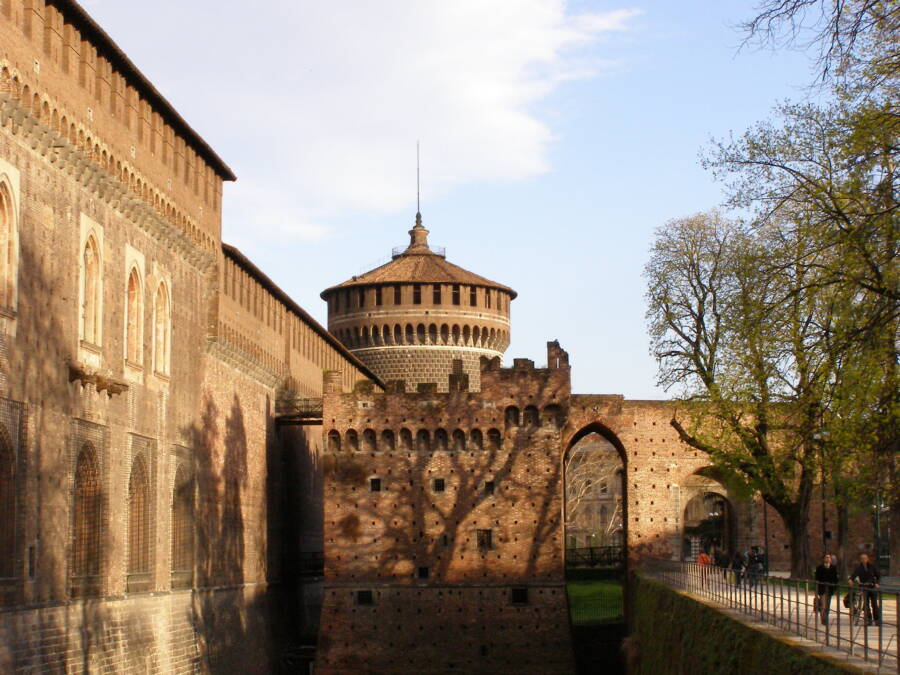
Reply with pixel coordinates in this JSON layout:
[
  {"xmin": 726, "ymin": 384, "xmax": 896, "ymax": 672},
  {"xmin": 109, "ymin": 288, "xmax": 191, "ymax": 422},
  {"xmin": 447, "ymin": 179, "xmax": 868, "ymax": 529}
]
[
  {"xmin": 318, "ymin": 377, "xmax": 570, "ymax": 671},
  {"xmin": 325, "ymin": 380, "xmax": 566, "ymax": 584},
  {"xmin": 187, "ymin": 391, "xmax": 274, "ymax": 674}
]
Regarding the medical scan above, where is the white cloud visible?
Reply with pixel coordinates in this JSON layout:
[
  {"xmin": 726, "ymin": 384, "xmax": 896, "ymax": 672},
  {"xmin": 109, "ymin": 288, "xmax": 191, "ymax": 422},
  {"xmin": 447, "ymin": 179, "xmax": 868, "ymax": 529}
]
[{"xmin": 136, "ymin": 1, "xmax": 641, "ymax": 240}]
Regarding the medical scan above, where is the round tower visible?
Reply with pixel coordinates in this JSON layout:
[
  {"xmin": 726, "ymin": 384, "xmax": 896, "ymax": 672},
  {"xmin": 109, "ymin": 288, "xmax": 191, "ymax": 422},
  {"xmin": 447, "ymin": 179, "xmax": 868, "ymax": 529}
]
[{"xmin": 321, "ymin": 213, "xmax": 516, "ymax": 391}]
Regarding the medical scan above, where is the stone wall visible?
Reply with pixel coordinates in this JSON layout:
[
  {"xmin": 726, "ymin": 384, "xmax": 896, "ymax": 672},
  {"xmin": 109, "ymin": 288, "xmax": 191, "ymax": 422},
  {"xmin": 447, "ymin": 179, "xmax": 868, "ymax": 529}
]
[{"xmin": 630, "ymin": 572, "xmax": 856, "ymax": 674}]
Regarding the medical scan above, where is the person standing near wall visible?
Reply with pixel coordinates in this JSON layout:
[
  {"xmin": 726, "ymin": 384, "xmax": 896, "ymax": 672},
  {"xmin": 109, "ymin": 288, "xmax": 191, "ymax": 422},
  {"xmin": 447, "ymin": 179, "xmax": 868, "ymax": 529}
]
[{"xmin": 814, "ymin": 554, "xmax": 839, "ymax": 625}]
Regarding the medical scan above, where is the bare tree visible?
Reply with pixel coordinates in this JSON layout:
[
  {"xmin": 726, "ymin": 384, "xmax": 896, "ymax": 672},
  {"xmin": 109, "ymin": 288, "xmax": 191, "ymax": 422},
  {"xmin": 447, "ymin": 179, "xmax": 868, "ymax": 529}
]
[{"xmin": 565, "ymin": 436, "xmax": 623, "ymax": 547}]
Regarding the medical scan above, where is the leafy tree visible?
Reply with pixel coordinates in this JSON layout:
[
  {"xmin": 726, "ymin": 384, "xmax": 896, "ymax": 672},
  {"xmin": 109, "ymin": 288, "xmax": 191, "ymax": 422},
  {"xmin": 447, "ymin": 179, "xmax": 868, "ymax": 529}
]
[
  {"xmin": 704, "ymin": 95, "xmax": 898, "ymax": 573},
  {"xmin": 645, "ymin": 211, "xmax": 849, "ymax": 577}
]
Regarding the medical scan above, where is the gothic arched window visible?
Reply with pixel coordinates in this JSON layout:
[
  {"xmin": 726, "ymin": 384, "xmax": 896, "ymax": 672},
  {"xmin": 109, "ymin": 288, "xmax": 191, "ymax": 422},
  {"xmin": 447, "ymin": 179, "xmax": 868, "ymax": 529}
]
[
  {"xmin": 154, "ymin": 282, "xmax": 171, "ymax": 375},
  {"xmin": 72, "ymin": 445, "xmax": 102, "ymax": 593},
  {"xmin": 81, "ymin": 235, "xmax": 102, "ymax": 345},
  {"xmin": 125, "ymin": 266, "xmax": 143, "ymax": 364},
  {"xmin": 171, "ymin": 464, "xmax": 193, "ymax": 589},
  {"xmin": 0, "ymin": 181, "xmax": 16, "ymax": 310},
  {"xmin": 127, "ymin": 456, "xmax": 150, "ymax": 582}
]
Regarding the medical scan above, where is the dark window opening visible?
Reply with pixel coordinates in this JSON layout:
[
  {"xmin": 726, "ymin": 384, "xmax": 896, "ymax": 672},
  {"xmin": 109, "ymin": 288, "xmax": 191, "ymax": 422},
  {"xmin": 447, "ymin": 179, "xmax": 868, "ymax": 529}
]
[
  {"xmin": 452, "ymin": 284, "xmax": 461, "ymax": 305},
  {"xmin": 485, "ymin": 289, "xmax": 491, "ymax": 308},
  {"xmin": 469, "ymin": 286, "xmax": 476, "ymax": 306},
  {"xmin": 433, "ymin": 285, "xmax": 441, "ymax": 305},
  {"xmin": 417, "ymin": 566, "xmax": 429, "ymax": 579},
  {"xmin": 484, "ymin": 481, "xmax": 495, "ymax": 496},
  {"xmin": 356, "ymin": 589, "xmax": 374, "ymax": 605},
  {"xmin": 413, "ymin": 284, "xmax": 421, "ymax": 305},
  {"xmin": 394, "ymin": 284, "xmax": 402, "ymax": 304},
  {"xmin": 358, "ymin": 288, "xmax": 365, "ymax": 308},
  {"xmin": 375, "ymin": 286, "xmax": 383, "ymax": 306},
  {"xmin": 477, "ymin": 529, "xmax": 493, "ymax": 551},
  {"xmin": 511, "ymin": 587, "xmax": 529, "ymax": 604},
  {"xmin": 369, "ymin": 478, "xmax": 382, "ymax": 492},
  {"xmin": 433, "ymin": 478, "xmax": 446, "ymax": 492}
]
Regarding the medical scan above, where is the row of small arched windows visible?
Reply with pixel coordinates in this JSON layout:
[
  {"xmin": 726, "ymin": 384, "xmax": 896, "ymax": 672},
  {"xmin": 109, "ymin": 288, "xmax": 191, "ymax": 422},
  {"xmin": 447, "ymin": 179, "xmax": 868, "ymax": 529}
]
[
  {"xmin": 327, "ymin": 428, "xmax": 503, "ymax": 453},
  {"xmin": 337, "ymin": 323, "xmax": 508, "ymax": 350},
  {"xmin": 504, "ymin": 405, "xmax": 564, "ymax": 429}
]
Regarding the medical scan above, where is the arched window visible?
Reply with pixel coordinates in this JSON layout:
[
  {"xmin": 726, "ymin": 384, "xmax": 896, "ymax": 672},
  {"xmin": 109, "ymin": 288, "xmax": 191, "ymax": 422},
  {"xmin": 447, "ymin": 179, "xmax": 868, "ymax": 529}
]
[
  {"xmin": 452, "ymin": 429, "xmax": 466, "ymax": 452},
  {"xmin": 127, "ymin": 455, "xmax": 150, "ymax": 589},
  {"xmin": 415, "ymin": 429, "xmax": 430, "ymax": 452},
  {"xmin": 470, "ymin": 429, "xmax": 484, "ymax": 451},
  {"xmin": 487, "ymin": 429, "xmax": 502, "ymax": 450},
  {"xmin": 434, "ymin": 429, "xmax": 448, "ymax": 451},
  {"xmin": 0, "ymin": 181, "xmax": 17, "ymax": 309},
  {"xmin": 125, "ymin": 266, "xmax": 143, "ymax": 365},
  {"xmin": 362, "ymin": 429, "xmax": 377, "ymax": 452},
  {"xmin": 399, "ymin": 428, "xmax": 413, "ymax": 452},
  {"xmin": 345, "ymin": 429, "xmax": 359, "ymax": 452},
  {"xmin": 72, "ymin": 445, "xmax": 102, "ymax": 594},
  {"xmin": 505, "ymin": 406, "xmax": 520, "ymax": 428},
  {"xmin": 0, "ymin": 429, "xmax": 15, "ymax": 578},
  {"xmin": 380, "ymin": 430, "xmax": 396, "ymax": 451},
  {"xmin": 542, "ymin": 404, "xmax": 564, "ymax": 429},
  {"xmin": 327, "ymin": 430, "xmax": 341, "ymax": 452},
  {"xmin": 523, "ymin": 406, "xmax": 540, "ymax": 426},
  {"xmin": 81, "ymin": 235, "xmax": 102, "ymax": 345},
  {"xmin": 171, "ymin": 464, "xmax": 193, "ymax": 589},
  {"xmin": 154, "ymin": 282, "xmax": 171, "ymax": 375}
]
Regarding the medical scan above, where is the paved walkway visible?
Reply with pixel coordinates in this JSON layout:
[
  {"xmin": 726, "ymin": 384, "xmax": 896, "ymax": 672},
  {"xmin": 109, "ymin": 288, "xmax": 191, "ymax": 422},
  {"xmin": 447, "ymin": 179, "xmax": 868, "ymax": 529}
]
[{"xmin": 649, "ymin": 564, "xmax": 898, "ymax": 672}]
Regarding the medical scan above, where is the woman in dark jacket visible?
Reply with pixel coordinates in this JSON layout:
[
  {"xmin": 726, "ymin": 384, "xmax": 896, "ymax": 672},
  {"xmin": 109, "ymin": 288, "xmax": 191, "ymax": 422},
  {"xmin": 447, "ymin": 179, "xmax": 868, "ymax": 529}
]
[{"xmin": 814, "ymin": 554, "xmax": 839, "ymax": 624}]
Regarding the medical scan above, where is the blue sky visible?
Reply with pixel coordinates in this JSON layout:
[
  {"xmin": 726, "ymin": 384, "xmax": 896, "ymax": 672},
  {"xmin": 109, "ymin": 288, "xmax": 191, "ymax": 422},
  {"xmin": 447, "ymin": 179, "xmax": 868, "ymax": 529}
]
[{"xmin": 85, "ymin": 1, "xmax": 819, "ymax": 398}]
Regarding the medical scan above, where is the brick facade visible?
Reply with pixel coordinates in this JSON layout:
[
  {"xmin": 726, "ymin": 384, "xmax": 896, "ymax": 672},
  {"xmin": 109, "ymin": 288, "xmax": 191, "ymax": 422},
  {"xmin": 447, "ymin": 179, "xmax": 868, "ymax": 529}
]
[{"xmin": 0, "ymin": 2, "xmax": 376, "ymax": 671}]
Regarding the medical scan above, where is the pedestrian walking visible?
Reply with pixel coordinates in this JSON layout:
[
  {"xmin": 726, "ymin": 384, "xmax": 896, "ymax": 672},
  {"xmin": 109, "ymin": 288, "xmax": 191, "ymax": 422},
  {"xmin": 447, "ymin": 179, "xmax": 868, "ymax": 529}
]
[
  {"xmin": 814, "ymin": 554, "xmax": 838, "ymax": 625},
  {"xmin": 731, "ymin": 550, "xmax": 746, "ymax": 588}
]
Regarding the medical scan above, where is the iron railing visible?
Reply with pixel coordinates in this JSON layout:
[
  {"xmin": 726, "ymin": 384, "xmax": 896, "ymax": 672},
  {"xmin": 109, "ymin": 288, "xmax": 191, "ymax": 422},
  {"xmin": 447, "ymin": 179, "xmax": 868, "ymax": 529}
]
[
  {"xmin": 566, "ymin": 546, "xmax": 625, "ymax": 569},
  {"xmin": 275, "ymin": 397, "xmax": 323, "ymax": 419},
  {"xmin": 643, "ymin": 558, "xmax": 898, "ymax": 672}
]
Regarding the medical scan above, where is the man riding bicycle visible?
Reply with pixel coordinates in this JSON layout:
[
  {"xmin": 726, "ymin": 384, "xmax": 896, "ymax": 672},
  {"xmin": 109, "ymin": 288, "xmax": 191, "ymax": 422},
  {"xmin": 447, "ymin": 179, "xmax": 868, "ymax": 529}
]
[{"xmin": 849, "ymin": 553, "xmax": 881, "ymax": 625}]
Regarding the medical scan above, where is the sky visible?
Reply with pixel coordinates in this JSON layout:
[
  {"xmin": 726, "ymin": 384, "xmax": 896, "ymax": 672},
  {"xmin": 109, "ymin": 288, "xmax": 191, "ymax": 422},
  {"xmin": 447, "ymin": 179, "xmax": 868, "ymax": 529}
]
[{"xmin": 83, "ymin": 0, "xmax": 821, "ymax": 398}]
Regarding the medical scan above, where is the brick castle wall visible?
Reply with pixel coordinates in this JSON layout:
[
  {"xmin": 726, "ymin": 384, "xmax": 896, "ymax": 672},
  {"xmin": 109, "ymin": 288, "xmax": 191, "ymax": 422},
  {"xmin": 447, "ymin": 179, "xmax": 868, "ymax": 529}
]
[{"xmin": 316, "ymin": 349, "xmax": 575, "ymax": 673}]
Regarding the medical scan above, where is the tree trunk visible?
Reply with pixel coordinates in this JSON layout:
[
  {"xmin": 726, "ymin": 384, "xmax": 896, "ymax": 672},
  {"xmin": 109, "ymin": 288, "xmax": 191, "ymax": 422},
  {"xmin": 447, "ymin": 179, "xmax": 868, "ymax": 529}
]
[
  {"xmin": 785, "ymin": 512, "xmax": 812, "ymax": 579},
  {"xmin": 836, "ymin": 501, "xmax": 849, "ymax": 578}
]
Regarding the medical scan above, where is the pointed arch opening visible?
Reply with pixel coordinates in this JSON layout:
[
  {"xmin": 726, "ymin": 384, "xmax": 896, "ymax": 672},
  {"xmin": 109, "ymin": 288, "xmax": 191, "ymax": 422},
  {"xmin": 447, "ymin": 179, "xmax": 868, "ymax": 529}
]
[
  {"xmin": 154, "ymin": 281, "xmax": 171, "ymax": 375},
  {"xmin": 125, "ymin": 266, "xmax": 144, "ymax": 365},
  {"xmin": 0, "ymin": 180, "xmax": 17, "ymax": 310},
  {"xmin": 71, "ymin": 445, "xmax": 102, "ymax": 596},
  {"xmin": 81, "ymin": 235, "xmax": 102, "ymax": 345},
  {"xmin": 127, "ymin": 455, "xmax": 151, "ymax": 590},
  {"xmin": 171, "ymin": 463, "xmax": 194, "ymax": 589}
]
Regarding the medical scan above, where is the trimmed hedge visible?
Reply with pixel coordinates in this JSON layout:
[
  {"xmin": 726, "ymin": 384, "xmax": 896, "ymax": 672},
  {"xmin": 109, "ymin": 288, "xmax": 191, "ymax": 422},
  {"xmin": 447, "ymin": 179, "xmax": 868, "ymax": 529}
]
[{"xmin": 632, "ymin": 573, "xmax": 860, "ymax": 674}]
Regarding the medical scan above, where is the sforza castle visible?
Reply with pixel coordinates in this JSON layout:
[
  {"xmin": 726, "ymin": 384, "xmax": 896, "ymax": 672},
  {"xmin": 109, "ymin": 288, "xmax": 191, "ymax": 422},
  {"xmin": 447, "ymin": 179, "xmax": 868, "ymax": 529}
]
[{"xmin": 0, "ymin": 2, "xmax": 881, "ymax": 673}]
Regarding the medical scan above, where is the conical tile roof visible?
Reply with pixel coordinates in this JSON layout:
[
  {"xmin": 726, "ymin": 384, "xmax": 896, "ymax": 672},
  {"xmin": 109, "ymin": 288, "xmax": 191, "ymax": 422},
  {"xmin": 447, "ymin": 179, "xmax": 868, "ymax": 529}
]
[{"xmin": 321, "ymin": 213, "xmax": 516, "ymax": 299}]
